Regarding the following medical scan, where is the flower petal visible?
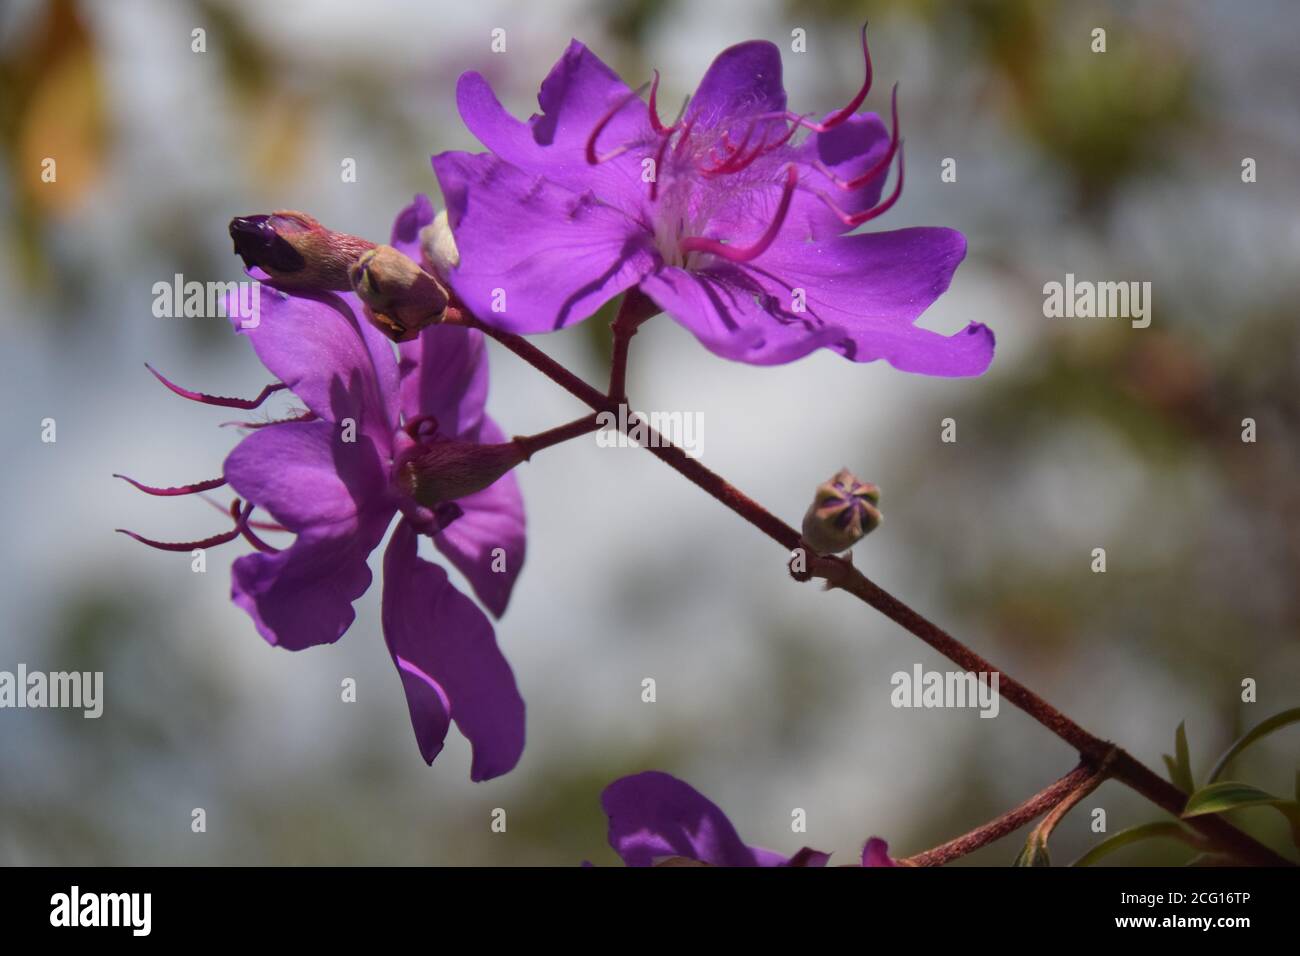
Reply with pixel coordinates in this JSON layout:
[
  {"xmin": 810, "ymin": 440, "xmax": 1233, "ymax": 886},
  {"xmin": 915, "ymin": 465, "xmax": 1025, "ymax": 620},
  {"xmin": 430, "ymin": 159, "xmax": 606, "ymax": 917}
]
[
  {"xmin": 397, "ymin": 324, "xmax": 489, "ymax": 440},
  {"xmin": 389, "ymin": 193, "xmax": 436, "ymax": 261},
  {"xmin": 455, "ymin": 42, "xmax": 653, "ymax": 216},
  {"xmin": 223, "ymin": 420, "xmax": 390, "ymax": 531},
  {"xmin": 381, "ymin": 519, "xmax": 525, "ymax": 779},
  {"xmin": 601, "ymin": 771, "xmax": 779, "ymax": 867},
  {"xmin": 230, "ymin": 521, "xmax": 389, "ymax": 651},
  {"xmin": 685, "ymin": 40, "xmax": 787, "ymax": 129},
  {"xmin": 433, "ymin": 415, "xmax": 526, "ymax": 618},
  {"xmin": 695, "ymin": 112, "xmax": 892, "ymax": 246},
  {"xmin": 224, "ymin": 420, "xmax": 394, "ymax": 650},
  {"xmin": 235, "ymin": 286, "xmax": 400, "ymax": 450},
  {"xmin": 640, "ymin": 227, "xmax": 994, "ymax": 375},
  {"xmin": 432, "ymin": 151, "xmax": 657, "ymax": 334},
  {"xmin": 638, "ymin": 265, "xmax": 833, "ymax": 364},
  {"xmin": 388, "ymin": 196, "xmax": 495, "ymax": 436},
  {"xmin": 862, "ymin": 837, "xmax": 898, "ymax": 867}
]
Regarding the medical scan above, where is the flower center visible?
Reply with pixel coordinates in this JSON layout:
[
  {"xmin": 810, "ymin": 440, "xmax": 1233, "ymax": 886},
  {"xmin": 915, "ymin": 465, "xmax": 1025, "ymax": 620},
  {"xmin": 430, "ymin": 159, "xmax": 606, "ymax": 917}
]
[{"xmin": 584, "ymin": 24, "xmax": 904, "ymax": 271}]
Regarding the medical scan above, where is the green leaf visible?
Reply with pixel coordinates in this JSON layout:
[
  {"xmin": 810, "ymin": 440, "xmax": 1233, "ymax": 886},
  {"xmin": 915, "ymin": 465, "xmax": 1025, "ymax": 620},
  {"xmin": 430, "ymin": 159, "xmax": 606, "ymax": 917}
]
[
  {"xmin": 1184, "ymin": 781, "xmax": 1292, "ymax": 816},
  {"xmin": 1206, "ymin": 707, "xmax": 1300, "ymax": 784},
  {"xmin": 1183, "ymin": 781, "xmax": 1300, "ymax": 849},
  {"xmin": 1071, "ymin": 821, "xmax": 1202, "ymax": 867},
  {"xmin": 1162, "ymin": 720, "xmax": 1195, "ymax": 794}
]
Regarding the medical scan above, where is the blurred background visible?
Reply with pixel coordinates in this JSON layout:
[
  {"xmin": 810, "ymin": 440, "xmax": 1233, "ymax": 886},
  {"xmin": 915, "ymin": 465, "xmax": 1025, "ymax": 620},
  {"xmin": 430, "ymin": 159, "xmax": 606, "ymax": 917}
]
[{"xmin": 1, "ymin": 0, "xmax": 1297, "ymax": 866}]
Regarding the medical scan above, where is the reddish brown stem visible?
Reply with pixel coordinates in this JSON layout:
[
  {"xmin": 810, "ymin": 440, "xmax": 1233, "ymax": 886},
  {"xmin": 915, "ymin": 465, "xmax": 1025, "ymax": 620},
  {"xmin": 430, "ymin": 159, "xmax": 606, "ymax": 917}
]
[
  {"xmin": 608, "ymin": 291, "xmax": 657, "ymax": 403},
  {"xmin": 450, "ymin": 300, "xmax": 1293, "ymax": 868},
  {"xmin": 514, "ymin": 413, "xmax": 603, "ymax": 459},
  {"xmin": 902, "ymin": 762, "xmax": 1094, "ymax": 867}
]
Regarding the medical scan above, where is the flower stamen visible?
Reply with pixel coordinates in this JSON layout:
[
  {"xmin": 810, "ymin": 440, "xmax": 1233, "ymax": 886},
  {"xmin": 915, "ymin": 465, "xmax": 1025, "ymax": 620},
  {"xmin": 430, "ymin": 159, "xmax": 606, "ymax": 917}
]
[
  {"xmin": 816, "ymin": 141, "xmax": 905, "ymax": 226},
  {"xmin": 814, "ymin": 85, "xmax": 899, "ymax": 192},
  {"xmin": 117, "ymin": 499, "xmax": 250, "ymax": 552},
  {"xmin": 234, "ymin": 505, "xmax": 282, "ymax": 553},
  {"xmin": 585, "ymin": 81, "xmax": 651, "ymax": 165},
  {"xmin": 199, "ymin": 494, "xmax": 287, "ymax": 532},
  {"xmin": 647, "ymin": 70, "xmax": 677, "ymax": 135},
  {"xmin": 679, "ymin": 165, "xmax": 798, "ymax": 263},
  {"xmin": 786, "ymin": 22, "xmax": 872, "ymax": 134},
  {"xmin": 146, "ymin": 363, "xmax": 287, "ymax": 410},
  {"xmin": 649, "ymin": 133, "xmax": 673, "ymax": 202},
  {"xmin": 114, "ymin": 473, "xmax": 227, "ymax": 497}
]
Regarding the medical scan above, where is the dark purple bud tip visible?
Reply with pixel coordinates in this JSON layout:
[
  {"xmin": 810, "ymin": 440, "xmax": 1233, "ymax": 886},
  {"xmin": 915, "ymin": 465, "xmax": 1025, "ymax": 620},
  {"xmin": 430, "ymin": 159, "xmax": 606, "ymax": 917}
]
[
  {"xmin": 801, "ymin": 467, "xmax": 881, "ymax": 554},
  {"xmin": 229, "ymin": 215, "xmax": 307, "ymax": 273},
  {"xmin": 228, "ymin": 210, "xmax": 375, "ymax": 291}
]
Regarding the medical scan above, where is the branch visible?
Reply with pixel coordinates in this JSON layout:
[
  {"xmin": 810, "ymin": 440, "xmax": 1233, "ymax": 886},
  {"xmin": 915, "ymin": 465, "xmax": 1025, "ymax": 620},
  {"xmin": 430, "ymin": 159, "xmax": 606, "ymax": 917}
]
[
  {"xmin": 449, "ymin": 299, "xmax": 1294, "ymax": 867},
  {"xmin": 902, "ymin": 761, "xmax": 1095, "ymax": 867}
]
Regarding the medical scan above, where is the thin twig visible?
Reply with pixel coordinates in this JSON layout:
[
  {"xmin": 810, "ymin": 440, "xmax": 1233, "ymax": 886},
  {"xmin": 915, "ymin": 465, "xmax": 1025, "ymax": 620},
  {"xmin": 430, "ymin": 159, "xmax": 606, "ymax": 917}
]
[
  {"xmin": 902, "ymin": 762, "xmax": 1095, "ymax": 867},
  {"xmin": 451, "ymin": 298, "xmax": 1294, "ymax": 867}
]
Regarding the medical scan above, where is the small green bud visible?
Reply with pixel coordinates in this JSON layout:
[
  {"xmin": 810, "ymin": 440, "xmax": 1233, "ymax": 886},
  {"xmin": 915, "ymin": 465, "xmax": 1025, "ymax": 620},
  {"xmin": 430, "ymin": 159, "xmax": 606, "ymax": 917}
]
[{"xmin": 801, "ymin": 468, "xmax": 881, "ymax": 554}]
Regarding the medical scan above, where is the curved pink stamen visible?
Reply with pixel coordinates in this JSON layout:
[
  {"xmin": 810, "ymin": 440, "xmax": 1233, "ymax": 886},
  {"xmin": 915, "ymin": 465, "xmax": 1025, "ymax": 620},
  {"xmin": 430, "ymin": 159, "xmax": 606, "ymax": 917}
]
[
  {"xmin": 701, "ymin": 122, "xmax": 762, "ymax": 175},
  {"xmin": 817, "ymin": 141, "xmax": 905, "ymax": 227},
  {"xmin": 117, "ymin": 500, "xmax": 248, "ymax": 553},
  {"xmin": 702, "ymin": 119, "xmax": 766, "ymax": 175},
  {"xmin": 815, "ymin": 85, "xmax": 899, "ymax": 192},
  {"xmin": 787, "ymin": 22, "xmax": 872, "ymax": 134},
  {"xmin": 680, "ymin": 165, "xmax": 798, "ymax": 264},
  {"xmin": 649, "ymin": 133, "xmax": 673, "ymax": 202},
  {"xmin": 705, "ymin": 114, "xmax": 804, "ymax": 177},
  {"xmin": 234, "ymin": 506, "xmax": 282, "ymax": 553},
  {"xmin": 146, "ymin": 363, "xmax": 286, "ymax": 410},
  {"xmin": 585, "ymin": 81, "xmax": 651, "ymax": 165},
  {"xmin": 114, "ymin": 473, "xmax": 227, "ymax": 497},
  {"xmin": 647, "ymin": 70, "xmax": 677, "ymax": 135},
  {"xmin": 199, "ymin": 494, "xmax": 287, "ymax": 532},
  {"xmin": 673, "ymin": 119, "xmax": 695, "ymax": 158}
]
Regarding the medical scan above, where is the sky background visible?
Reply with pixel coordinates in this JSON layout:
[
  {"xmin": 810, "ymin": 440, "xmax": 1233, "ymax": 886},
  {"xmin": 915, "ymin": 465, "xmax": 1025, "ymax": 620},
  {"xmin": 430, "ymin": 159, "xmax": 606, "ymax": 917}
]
[{"xmin": 1, "ymin": 0, "xmax": 1297, "ymax": 865}]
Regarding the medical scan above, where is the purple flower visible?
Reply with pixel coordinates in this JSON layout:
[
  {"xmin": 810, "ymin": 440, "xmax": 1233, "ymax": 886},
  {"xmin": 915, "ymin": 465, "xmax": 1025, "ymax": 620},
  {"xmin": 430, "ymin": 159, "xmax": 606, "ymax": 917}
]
[
  {"xmin": 433, "ymin": 26, "xmax": 993, "ymax": 375},
  {"xmin": 118, "ymin": 197, "xmax": 526, "ymax": 780},
  {"xmin": 601, "ymin": 771, "xmax": 834, "ymax": 866}
]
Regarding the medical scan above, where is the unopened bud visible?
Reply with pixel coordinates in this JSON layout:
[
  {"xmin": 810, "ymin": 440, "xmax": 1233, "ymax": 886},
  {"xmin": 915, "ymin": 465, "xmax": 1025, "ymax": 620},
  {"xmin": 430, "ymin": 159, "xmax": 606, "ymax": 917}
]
[
  {"xmin": 419, "ymin": 209, "xmax": 460, "ymax": 278},
  {"xmin": 349, "ymin": 245, "xmax": 449, "ymax": 342},
  {"xmin": 229, "ymin": 211, "xmax": 375, "ymax": 290},
  {"xmin": 801, "ymin": 468, "xmax": 881, "ymax": 554},
  {"xmin": 395, "ymin": 439, "xmax": 525, "ymax": 507}
]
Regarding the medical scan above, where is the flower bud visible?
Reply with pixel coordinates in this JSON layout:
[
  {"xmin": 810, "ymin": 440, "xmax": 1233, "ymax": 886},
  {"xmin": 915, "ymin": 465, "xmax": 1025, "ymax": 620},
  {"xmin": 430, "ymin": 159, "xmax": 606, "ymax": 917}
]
[
  {"xmin": 801, "ymin": 468, "xmax": 881, "ymax": 554},
  {"xmin": 349, "ymin": 245, "xmax": 449, "ymax": 342},
  {"xmin": 229, "ymin": 211, "xmax": 375, "ymax": 291},
  {"xmin": 395, "ymin": 439, "xmax": 525, "ymax": 507},
  {"xmin": 419, "ymin": 209, "xmax": 460, "ymax": 278}
]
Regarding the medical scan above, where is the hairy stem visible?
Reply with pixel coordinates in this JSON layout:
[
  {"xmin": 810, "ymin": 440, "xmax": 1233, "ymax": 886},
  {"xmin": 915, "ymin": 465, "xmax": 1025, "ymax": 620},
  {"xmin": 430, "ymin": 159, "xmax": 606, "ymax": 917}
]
[
  {"xmin": 1025, "ymin": 757, "xmax": 1112, "ymax": 850},
  {"xmin": 451, "ymin": 299, "xmax": 1293, "ymax": 867},
  {"xmin": 902, "ymin": 762, "xmax": 1095, "ymax": 867}
]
